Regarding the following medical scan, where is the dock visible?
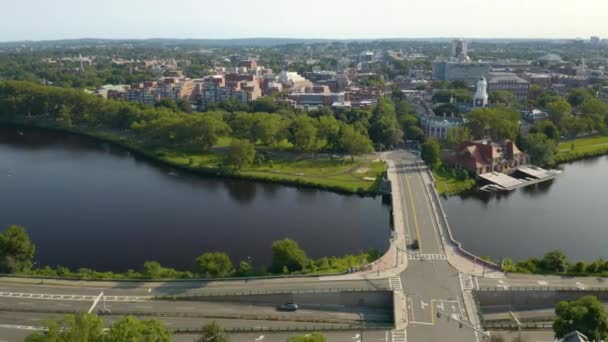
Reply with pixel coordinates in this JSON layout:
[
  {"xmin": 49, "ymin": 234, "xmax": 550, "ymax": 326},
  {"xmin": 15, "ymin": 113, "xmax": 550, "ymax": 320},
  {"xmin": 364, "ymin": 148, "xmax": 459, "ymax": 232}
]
[{"xmin": 479, "ymin": 165, "xmax": 561, "ymax": 192}]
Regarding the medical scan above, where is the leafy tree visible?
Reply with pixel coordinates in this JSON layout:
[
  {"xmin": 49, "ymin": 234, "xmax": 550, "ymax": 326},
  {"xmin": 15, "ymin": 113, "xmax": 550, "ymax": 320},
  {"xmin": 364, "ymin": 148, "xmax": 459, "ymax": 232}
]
[
  {"xmin": 26, "ymin": 314, "xmax": 171, "ymax": 342},
  {"xmin": 369, "ymin": 97, "xmax": 403, "ymax": 148},
  {"xmin": 177, "ymin": 99, "xmax": 193, "ymax": 113},
  {"xmin": 523, "ymin": 133, "xmax": 558, "ymax": 166},
  {"xmin": 421, "ymin": 138, "xmax": 441, "ymax": 170},
  {"xmin": 338, "ymin": 125, "xmax": 373, "ymax": 161},
  {"xmin": 142, "ymin": 261, "xmax": 163, "ymax": 279},
  {"xmin": 155, "ymin": 98, "xmax": 179, "ymax": 112},
  {"xmin": 105, "ymin": 316, "xmax": 171, "ymax": 342},
  {"xmin": 489, "ymin": 91, "xmax": 516, "ymax": 107},
  {"xmin": 465, "ymin": 107, "xmax": 520, "ymax": 141},
  {"xmin": 236, "ymin": 260, "xmax": 253, "ymax": 277},
  {"xmin": 567, "ymin": 88, "xmax": 592, "ymax": 108},
  {"xmin": 197, "ymin": 321, "xmax": 229, "ymax": 342},
  {"xmin": 554, "ymin": 295, "xmax": 608, "ymax": 341},
  {"xmin": 58, "ymin": 104, "xmax": 73, "ymax": 128},
  {"xmin": 288, "ymin": 332, "xmax": 327, "ymax": 342},
  {"xmin": 222, "ymin": 139, "xmax": 256, "ymax": 170},
  {"xmin": 26, "ymin": 313, "xmax": 104, "ymax": 342},
  {"xmin": 292, "ymin": 116, "xmax": 319, "ymax": 154},
  {"xmin": 317, "ymin": 115, "xmax": 341, "ymax": 150},
  {"xmin": 446, "ymin": 126, "xmax": 471, "ymax": 147},
  {"xmin": 529, "ymin": 121, "xmax": 560, "ymax": 141},
  {"xmin": 0, "ymin": 225, "xmax": 36, "ymax": 273},
  {"xmin": 539, "ymin": 250, "xmax": 568, "ymax": 273},
  {"xmin": 271, "ymin": 239, "xmax": 310, "ymax": 273},
  {"xmin": 194, "ymin": 252, "xmax": 234, "ymax": 278},
  {"xmin": 546, "ymin": 99, "xmax": 572, "ymax": 127}
]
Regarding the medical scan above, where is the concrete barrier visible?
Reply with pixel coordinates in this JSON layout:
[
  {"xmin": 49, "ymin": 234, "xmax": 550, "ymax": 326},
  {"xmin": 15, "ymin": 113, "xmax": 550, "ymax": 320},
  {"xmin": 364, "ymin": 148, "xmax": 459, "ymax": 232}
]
[{"xmin": 475, "ymin": 288, "xmax": 608, "ymax": 313}]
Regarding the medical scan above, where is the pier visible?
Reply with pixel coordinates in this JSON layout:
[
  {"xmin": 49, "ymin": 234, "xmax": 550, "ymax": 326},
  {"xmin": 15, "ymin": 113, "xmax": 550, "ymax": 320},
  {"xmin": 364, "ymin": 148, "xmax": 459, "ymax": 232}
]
[{"xmin": 479, "ymin": 165, "xmax": 561, "ymax": 192}]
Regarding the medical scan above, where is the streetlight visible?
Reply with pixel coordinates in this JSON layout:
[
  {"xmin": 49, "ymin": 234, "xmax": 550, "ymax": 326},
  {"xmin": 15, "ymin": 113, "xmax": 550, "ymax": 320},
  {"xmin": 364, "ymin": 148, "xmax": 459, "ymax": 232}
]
[
  {"xmin": 358, "ymin": 313, "xmax": 365, "ymax": 342},
  {"xmin": 254, "ymin": 335, "xmax": 264, "ymax": 341}
]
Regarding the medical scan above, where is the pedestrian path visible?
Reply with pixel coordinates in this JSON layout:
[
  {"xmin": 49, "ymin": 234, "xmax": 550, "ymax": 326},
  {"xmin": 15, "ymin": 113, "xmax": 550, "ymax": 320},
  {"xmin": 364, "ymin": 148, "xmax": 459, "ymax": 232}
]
[
  {"xmin": 391, "ymin": 329, "xmax": 407, "ymax": 342},
  {"xmin": 389, "ymin": 276, "xmax": 403, "ymax": 291},
  {"xmin": 407, "ymin": 253, "xmax": 447, "ymax": 261}
]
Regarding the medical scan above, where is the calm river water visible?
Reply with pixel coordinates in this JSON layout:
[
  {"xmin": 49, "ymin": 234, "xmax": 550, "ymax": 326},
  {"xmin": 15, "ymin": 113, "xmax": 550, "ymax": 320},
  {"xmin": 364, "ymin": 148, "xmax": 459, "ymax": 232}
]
[
  {"xmin": 0, "ymin": 126, "xmax": 391, "ymax": 271},
  {"xmin": 443, "ymin": 156, "xmax": 608, "ymax": 262}
]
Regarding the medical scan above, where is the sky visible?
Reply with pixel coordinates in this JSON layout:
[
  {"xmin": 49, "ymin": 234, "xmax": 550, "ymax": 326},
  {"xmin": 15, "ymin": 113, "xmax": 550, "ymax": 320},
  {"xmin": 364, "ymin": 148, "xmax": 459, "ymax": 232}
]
[{"xmin": 1, "ymin": 0, "xmax": 607, "ymax": 42}]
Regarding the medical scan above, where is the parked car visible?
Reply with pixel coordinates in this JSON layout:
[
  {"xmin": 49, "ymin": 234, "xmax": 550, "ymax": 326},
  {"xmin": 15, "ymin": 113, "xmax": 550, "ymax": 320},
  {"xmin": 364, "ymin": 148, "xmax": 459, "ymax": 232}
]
[{"xmin": 277, "ymin": 302, "xmax": 299, "ymax": 312}]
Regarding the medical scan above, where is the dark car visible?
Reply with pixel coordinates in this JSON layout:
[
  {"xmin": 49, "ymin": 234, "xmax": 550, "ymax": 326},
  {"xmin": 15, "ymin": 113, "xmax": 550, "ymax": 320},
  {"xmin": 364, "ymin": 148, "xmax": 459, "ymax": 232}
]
[
  {"xmin": 277, "ymin": 303, "xmax": 299, "ymax": 312},
  {"xmin": 411, "ymin": 239, "xmax": 420, "ymax": 250}
]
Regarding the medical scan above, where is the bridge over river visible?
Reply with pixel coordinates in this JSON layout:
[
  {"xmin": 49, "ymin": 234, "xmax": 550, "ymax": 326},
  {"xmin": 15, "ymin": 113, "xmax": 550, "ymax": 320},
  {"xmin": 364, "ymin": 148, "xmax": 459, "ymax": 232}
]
[{"xmin": 0, "ymin": 150, "xmax": 603, "ymax": 342}]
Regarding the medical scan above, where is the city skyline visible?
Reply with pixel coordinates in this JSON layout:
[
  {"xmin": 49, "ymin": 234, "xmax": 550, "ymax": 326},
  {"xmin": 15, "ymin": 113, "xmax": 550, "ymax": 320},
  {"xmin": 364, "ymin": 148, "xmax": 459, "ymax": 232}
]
[{"xmin": 2, "ymin": 0, "xmax": 607, "ymax": 42}]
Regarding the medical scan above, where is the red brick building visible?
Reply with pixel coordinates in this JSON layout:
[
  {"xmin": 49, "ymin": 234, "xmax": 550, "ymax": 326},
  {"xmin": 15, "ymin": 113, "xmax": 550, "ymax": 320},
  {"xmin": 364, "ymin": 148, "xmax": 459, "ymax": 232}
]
[{"xmin": 445, "ymin": 140, "xmax": 529, "ymax": 175}]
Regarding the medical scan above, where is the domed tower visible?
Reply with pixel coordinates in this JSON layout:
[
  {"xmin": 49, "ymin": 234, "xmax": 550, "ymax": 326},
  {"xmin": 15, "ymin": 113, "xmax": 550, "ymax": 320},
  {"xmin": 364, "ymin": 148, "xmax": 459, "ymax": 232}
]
[{"xmin": 474, "ymin": 77, "xmax": 488, "ymax": 107}]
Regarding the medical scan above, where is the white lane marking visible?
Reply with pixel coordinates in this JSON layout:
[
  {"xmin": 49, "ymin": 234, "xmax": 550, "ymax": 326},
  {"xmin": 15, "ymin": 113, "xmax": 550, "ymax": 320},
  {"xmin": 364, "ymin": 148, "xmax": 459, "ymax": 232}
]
[
  {"xmin": 420, "ymin": 300, "xmax": 428, "ymax": 310},
  {"xmin": 576, "ymin": 282, "xmax": 586, "ymax": 290},
  {"xmin": 134, "ymin": 305, "xmax": 152, "ymax": 309},
  {"xmin": 389, "ymin": 277, "xmax": 403, "ymax": 291},
  {"xmin": 0, "ymin": 324, "xmax": 46, "ymax": 331},
  {"xmin": 0, "ymin": 292, "xmax": 150, "ymax": 302},
  {"xmin": 537, "ymin": 280, "xmax": 548, "ymax": 286},
  {"xmin": 391, "ymin": 329, "xmax": 407, "ymax": 342},
  {"xmin": 407, "ymin": 253, "xmax": 447, "ymax": 261},
  {"xmin": 436, "ymin": 302, "xmax": 445, "ymax": 311}
]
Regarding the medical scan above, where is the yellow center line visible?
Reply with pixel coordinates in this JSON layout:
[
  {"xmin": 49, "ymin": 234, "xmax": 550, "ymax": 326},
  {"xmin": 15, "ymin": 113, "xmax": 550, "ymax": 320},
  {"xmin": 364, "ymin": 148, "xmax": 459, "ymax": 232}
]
[{"xmin": 404, "ymin": 170, "xmax": 422, "ymax": 252}]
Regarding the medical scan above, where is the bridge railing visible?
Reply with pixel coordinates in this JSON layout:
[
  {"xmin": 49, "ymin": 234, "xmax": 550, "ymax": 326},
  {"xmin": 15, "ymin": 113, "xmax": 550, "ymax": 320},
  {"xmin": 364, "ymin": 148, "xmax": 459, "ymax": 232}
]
[{"xmin": 418, "ymin": 162, "xmax": 501, "ymax": 271}]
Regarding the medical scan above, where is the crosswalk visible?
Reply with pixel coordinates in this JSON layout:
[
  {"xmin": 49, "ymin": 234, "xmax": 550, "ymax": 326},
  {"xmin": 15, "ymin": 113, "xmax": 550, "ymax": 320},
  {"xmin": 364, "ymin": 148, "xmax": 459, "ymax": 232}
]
[
  {"xmin": 389, "ymin": 276, "xmax": 403, "ymax": 291},
  {"xmin": 391, "ymin": 329, "xmax": 407, "ymax": 342},
  {"xmin": 407, "ymin": 253, "xmax": 447, "ymax": 261}
]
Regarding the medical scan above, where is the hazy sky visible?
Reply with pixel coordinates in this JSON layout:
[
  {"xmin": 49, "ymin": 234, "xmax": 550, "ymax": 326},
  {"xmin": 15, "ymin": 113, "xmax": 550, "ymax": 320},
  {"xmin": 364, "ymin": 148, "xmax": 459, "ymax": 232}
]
[{"xmin": 2, "ymin": 0, "xmax": 607, "ymax": 41}]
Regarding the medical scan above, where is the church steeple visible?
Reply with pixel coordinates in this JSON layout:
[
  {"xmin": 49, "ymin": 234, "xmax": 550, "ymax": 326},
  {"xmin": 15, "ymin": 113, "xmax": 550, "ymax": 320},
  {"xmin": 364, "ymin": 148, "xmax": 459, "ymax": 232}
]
[{"xmin": 474, "ymin": 77, "xmax": 488, "ymax": 107}]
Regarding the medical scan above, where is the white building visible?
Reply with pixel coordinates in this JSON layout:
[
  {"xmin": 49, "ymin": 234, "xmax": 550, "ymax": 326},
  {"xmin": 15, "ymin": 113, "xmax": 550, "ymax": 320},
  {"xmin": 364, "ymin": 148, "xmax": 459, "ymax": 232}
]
[{"xmin": 474, "ymin": 77, "xmax": 489, "ymax": 107}]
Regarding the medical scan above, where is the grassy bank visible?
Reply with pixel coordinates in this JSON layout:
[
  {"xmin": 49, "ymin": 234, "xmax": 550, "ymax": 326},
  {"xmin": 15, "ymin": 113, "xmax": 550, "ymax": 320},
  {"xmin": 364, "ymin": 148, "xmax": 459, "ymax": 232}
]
[
  {"xmin": 433, "ymin": 168, "xmax": 476, "ymax": 196},
  {"xmin": 555, "ymin": 135, "xmax": 608, "ymax": 164},
  {"xmin": 5, "ymin": 120, "xmax": 386, "ymax": 195}
]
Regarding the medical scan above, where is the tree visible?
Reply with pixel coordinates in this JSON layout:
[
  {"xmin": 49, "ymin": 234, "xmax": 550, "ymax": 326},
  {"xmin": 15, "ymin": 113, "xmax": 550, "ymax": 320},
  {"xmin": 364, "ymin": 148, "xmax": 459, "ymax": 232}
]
[
  {"xmin": 142, "ymin": 261, "xmax": 163, "ymax": 279},
  {"xmin": 567, "ymin": 88, "xmax": 592, "ymax": 109},
  {"xmin": 105, "ymin": 316, "xmax": 171, "ymax": 342},
  {"xmin": 554, "ymin": 295, "xmax": 608, "ymax": 341},
  {"xmin": 177, "ymin": 99, "xmax": 193, "ymax": 113},
  {"xmin": 317, "ymin": 115, "xmax": 341, "ymax": 150},
  {"xmin": 58, "ymin": 104, "xmax": 73, "ymax": 128},
  {"xmin": 222, "ymin": 139, "xmax": 256, "ymax": 170},
  {"xmin": 194, "ymin": 252, "xmax": 234, "ymax": 278},
  {"xmin": 446, "ymin": 126, "xmax": 471, "ymax": 147},
  {"xmin": 539, "ymin": 250, "xmax": 568, "ymax": 273},
  {"xmin": 271, "ymin": 239, "xmax": 310, "ymax": 273},
  {"xmin": 26, "ymin": 313, "xmax": 104, "ymax": 342},
  {"xmin": 338, "ymin": 125, "xmax": 373, "ymax": 161},
  {"xmin": 369, "ymin": 97, "xmax": 403, "ymax": 149},
  {"xmin": 546, "ymin": 99, "xmax": 572, "ymax": 127},
  {"xmin": 0, "ymin": 225, "xmax": 36, "ymax": 273},
  {"xmin": 26, "ymin": 314, "xmax": 171, "ymax": 342},
  {"xmin": 489, "ymin": 91, "xmax": 516, "ymax": 107},
  {"xmin": 288, "ymin": 332, "xmax": 327, "ymax": 342},
  {"xmin": 523, "ymin": 133, "xmax": 558, "ymax": 166},
  {"xmin": 155, "ymin": 98, "xmax": 179, "ymax": 112},
  {"xmin": 421, "ymin": 138, "xmax": 441, "ymax": 170},
  {"xmin": 465, "ymin": 107, "xmax": 520, "ymax": 141},
  {"xmin": 197, "ymin": 321, "xmax": 229, "ymax": 342},
  {"xmin": 292, "ymin": 116, "xmax": 319, "ymax": 154}
]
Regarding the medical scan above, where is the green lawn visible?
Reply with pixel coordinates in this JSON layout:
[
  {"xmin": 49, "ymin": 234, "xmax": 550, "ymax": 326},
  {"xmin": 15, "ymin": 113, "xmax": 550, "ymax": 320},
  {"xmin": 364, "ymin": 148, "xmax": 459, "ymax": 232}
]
[
  {"xmin": 156, "ymin": 147, "xmax": 386, "ymax": 193},
  {"xmin": 433, "ymin": 169, "xmax": 476, "ymax": 196},
  {"xmin": 555, "ymin": 135, "xmax": 608, "ymax": 163}
]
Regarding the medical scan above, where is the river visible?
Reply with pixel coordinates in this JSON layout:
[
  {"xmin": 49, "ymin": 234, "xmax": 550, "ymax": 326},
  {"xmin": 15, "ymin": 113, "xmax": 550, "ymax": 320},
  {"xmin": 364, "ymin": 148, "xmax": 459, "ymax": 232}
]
[
  {"xmin": 443, "ymin": 156, "xmax": 608, "ymax": 262},
  {"xmin": 0, "ymin": 126, "xmax": 391, "ymax": 272}
]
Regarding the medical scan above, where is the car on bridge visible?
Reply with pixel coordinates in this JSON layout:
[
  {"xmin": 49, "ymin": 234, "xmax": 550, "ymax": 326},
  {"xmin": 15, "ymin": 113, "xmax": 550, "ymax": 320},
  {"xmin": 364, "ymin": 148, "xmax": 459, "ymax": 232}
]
[{"xmin": 277, "ymin": 302, "xmax": 299, "ymax": 312}]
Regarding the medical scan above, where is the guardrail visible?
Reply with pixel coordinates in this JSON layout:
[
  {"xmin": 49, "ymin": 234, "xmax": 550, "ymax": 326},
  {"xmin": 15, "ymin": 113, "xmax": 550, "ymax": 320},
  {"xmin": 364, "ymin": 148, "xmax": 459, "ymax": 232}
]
[
  {"xmin": 0, "ymin": 270, "xmax": 355, "ymax": 283},
  {"xmin": 173, "ymin": 324, "xmax": 393, "ymax": 334},
  {"xmin": 156, "ymin": 287, "xmax": 392, "ymax": 299},
  {"xmin": 420, "ymin": 162, "xmax": 501, "ymax": 271},
  {"xmin": 476, "ymin": 286, "xmax": 608, "ymax": 292}
]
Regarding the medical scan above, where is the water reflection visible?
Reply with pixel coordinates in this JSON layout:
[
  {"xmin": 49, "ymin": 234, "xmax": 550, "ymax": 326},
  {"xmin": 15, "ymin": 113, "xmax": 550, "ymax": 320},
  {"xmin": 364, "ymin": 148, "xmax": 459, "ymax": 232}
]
[{"xmin": 0, "ymin": 125, "xmax": 390, "ymax": 271}]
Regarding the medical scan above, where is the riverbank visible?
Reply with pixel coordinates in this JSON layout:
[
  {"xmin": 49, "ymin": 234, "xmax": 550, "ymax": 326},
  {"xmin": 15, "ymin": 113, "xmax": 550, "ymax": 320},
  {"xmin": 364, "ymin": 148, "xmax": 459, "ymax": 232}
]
[
  {"xmin": 435, "ymin": 134, "xmax": 608, "ymax": 196},
  {"xmin": 2, "ymin": 120, "xmax": 386, "ymax": 195},
  {"xmin": 554, "ymin": 135, "xmax": 608, "ymax": 164}
]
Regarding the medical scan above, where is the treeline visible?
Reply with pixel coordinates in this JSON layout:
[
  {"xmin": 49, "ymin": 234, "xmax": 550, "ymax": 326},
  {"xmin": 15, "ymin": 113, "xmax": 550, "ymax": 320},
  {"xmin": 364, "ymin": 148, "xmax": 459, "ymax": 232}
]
[
  {"xmin": 0, "ymin": 81, "xmax": 422, "ymax": 160},
  {"xmin": 502, "ymin": 250, "xmax": 608, "ymax": 277},
  {"xmin": 1, "ymin": 225, "xmax": 381, "ymax": 280}
]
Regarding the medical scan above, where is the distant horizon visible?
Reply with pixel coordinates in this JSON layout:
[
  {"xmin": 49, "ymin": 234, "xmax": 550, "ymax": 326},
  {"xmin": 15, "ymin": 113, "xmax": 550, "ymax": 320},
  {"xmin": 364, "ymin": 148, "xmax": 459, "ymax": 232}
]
[
  {"xmin": 3, "ymin": 0, "xmax": 607, "ymax": 43},
  {"xmin": 0, "ymin": 36, "xmax": 602, "ymax": 44}
]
